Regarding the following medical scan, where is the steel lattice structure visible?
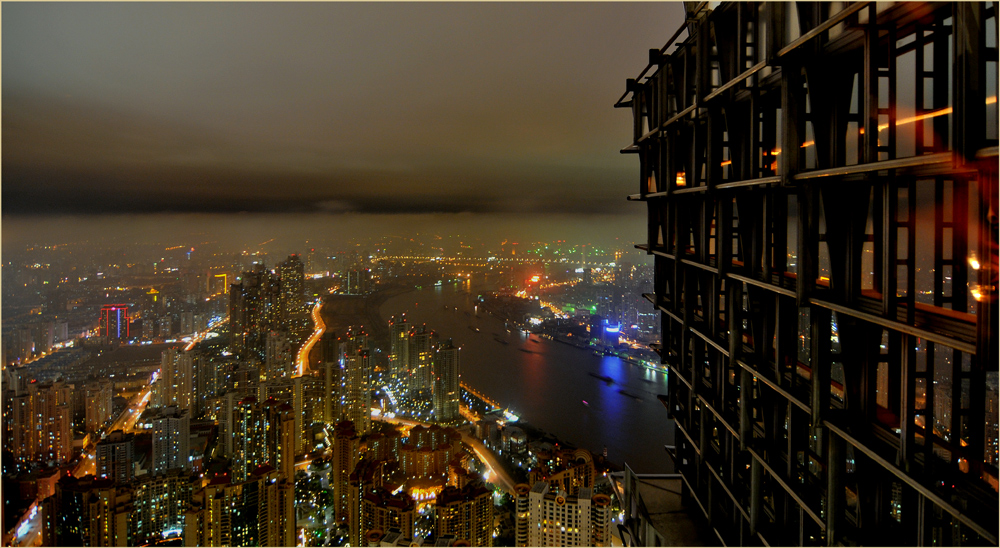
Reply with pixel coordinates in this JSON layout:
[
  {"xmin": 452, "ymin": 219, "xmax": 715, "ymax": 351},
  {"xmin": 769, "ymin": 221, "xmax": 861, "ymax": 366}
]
[{"xmin": 619, "ymin": 2, "xmax": 998, "ymax": 546}]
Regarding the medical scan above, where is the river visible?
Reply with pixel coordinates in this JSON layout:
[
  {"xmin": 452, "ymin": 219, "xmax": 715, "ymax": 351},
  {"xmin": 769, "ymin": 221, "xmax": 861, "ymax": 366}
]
[{"xmin": 379, "ymin": 280, "xmax": 675, "ymax": 474}]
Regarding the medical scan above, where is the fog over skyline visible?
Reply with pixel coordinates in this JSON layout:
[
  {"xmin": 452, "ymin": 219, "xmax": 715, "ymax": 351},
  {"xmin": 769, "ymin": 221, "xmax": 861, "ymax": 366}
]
[{"xmin": 3, "ymin": 2, "xmax": 685, "ymax": 246}]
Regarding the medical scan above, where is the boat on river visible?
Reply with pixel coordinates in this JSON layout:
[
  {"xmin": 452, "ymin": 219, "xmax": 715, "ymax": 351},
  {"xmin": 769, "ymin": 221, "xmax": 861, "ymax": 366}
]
[
  {"xmin": 588, "ymin": 373, "xmax": 614, "ymax": 384},
  {"xmin": 618, "ymin": 389, "xmax": 642, "ymax": 401}
]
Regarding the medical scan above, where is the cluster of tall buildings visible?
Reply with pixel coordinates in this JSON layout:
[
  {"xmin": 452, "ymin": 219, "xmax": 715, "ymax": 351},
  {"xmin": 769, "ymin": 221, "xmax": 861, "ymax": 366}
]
[
  {"xmin": 328, "ymin": 419, "xmax": 494, "ymax": 547},
  {"xmin": 5, "ymin": 380, "xmax": 73, "ymax": 467},
  {"xmin": 229, "ymin": 255, "xmax": 307, "ymax": 369},
  {"xmin": 513, "ymin": 448, "xmax": 611, "ymax": 547},
  {"xmin": 388, "ymin": 315, "xmax": 461, "ymax": 424},
  {"xmin": 39, "ymin": 393, "xmax": 298, "ymax": 546}
]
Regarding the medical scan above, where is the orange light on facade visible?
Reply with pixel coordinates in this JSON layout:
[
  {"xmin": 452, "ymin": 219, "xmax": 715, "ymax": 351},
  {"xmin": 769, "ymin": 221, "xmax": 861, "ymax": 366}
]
[
  {"xmin": 675, "ymin": 172, "xmax": 686, "ymax": 187},
  {"xmin": 720, "ymin": 160, "xmax": 732, "ymax": 167}
]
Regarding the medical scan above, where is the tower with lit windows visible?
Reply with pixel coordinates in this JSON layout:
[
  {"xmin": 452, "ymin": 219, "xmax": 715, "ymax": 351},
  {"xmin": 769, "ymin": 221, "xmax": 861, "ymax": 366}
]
[{"xmin": 99, "ymin": 304, "xmax": 129, "ymax": 342}]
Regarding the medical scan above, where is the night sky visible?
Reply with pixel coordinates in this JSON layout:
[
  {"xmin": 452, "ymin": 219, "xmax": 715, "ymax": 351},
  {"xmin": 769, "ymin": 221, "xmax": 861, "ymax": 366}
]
[{"xmin": 3, "ymin": 2, "xmax": 684, "ymax": 230}]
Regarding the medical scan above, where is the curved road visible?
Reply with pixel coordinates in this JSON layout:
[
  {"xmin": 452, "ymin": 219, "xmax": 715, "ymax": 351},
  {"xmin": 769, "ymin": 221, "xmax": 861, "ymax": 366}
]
[
  {"xmin": 372, "ymin": 412, "xmax": 515, "ymax": 495},
  {"xmin": 297, "ymin": 300, "xmax": 326, "ymax": 376}
]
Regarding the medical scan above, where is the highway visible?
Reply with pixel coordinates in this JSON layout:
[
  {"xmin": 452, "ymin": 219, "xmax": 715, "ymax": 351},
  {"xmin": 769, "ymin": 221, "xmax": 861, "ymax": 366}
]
[
  {"xmin": 296, "ymin": 300, "xmax": 326, "ymax": 376},
  {"xmin": 73, "ymin": 386, "xmax": 152, "ymax": 478}
]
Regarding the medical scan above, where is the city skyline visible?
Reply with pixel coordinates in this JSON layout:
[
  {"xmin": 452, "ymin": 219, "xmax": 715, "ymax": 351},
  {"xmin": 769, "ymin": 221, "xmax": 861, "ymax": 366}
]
[{"xmin": 2, "ymin": 2, "xmax": 996, "ymax": 547}]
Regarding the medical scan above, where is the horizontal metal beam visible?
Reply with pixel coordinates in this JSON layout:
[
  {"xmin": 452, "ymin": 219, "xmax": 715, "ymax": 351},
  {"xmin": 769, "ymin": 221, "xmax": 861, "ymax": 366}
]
[
  {"xmin": 736, "ymin": 359, "xmax": 811, "ymax": 414},
  {"xmin": 673, "ymin": 410, "xmax": 703, "ymax": 457},
  {"xmin": 824, "ymin": 420, "xmax": 998, "ymax": 545},
  {"xmin": 665, "ymin": 361, "xmax": 694, "ymax": 392},
  {"xmin": 681, "ymin": 258, "xmax": 719, "ymax": 274},
  {"xmin": 661, "ymin": 104, "xmax": 697, "ymax": 131},
  {"xmin": 698, "ymin": 394, "xmax": 739, "ymax": 438},
  {"xmin": 809, "ymin": 298, "xmax": 976, "ymax": 354},
  {"xmin": 747, "ymin": 447, "xmax": 826, "ymax": 531},
  {"xmin": 727, "ymin": 272, "xmax": 797, "ymax": 298},
  {"xmin": 704, "ymin": 61, "xmax": 767, "ymax": 102},
  {"xmin": 775, "ymin": 2, "xmax": 870, "ymax": 58},
  {"xmin": 657, "ymin": 304, "xmax": 683, "ymax": 325},
  {"xmin": 704, "ymin": 463, "xmax": 752, "ymax": 522},
  {"xmin": 716, "ymin": 176, "xmax": 782, "ymax": 190},
  {"xmin": 674, "ymin": 186, "xmax": 709, "ymax": 194},
  {"xmin": 689, "ymin": 325, "xmax": 730, "ymax": 357},
  {"xmin": 792, "ymin": 152, "xmax": 952, "ymax": 180}
]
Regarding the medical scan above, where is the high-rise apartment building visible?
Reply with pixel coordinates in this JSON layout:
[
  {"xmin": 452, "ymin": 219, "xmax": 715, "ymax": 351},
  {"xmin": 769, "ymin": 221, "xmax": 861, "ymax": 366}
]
[
  {"xmin": 83, "ymin": 380, "xmax": 113, "ymax": 433},
  {"xmin": 406, "ymin": 325, "xmax": 435, "ymax": 415},
  {"xmin": 95, "ymin": 429, "xmax": 135, "ymax": 484},
  {"xmin": 133, "ymin": 468, "xmax": 192, "ymax": 543},
  {"xmin": 46, "ymin": 476, "xmax": 134, "ymax": 547},
  {"xmin": 388, "ymin": 314, "xmax": 410, "ymax": 388},
  {"xmin": 99, "ymin": 304, "xmax": 130, "ymax": 342},
  {"xmin": 337, "ymin": 327, "xmax": 372, "ymax": 434},
  {"xmin": 184, "ymin": 466, "xmax": 293, "ymax": 547},
  {"xmin": 260, "ymin": 397, "xmax": 297, "ymax": 480},
  {"xmin": 359, "ymin": 488, "xmax": 417, "ymax": 546},
  {"xmin": 232, "ymin": 395, "xmax": 267, "ymax": 483},
  {"xmin": 278, "ymin": 254, "xmax": 305, "ymax": 318},
  {"xmin": 264, "ymin": 330, "xmax": 292, "ymax": 381},
  {"xmin": 516, "ymin": 482, "xmax": 610, "ymax": 547},
  {"xmin": 332, "ymin": 420, "xmax": 361, "ymax": 525},
  {"xmin": 154, "ymin": 347, "xmax": 193, "ymax": 410},
  {"xmin": 229, "ymin": 264, "xmax": 281, "ymax": 363},
  {"xmin": 25, "ymin": 380, "xmax": 73, "ymax": 465},
  {"xmin": 432, "ymin": 339, "xmax": 461, "ymax": 425},
  {"xmin": 435, "ymin": 482, "xmax": 494, "ymax": 546},
  {"xmin": 150, "ymin": 406, "xmax": 190, "ymax": 476},
  {"xmin": 620, "ymin": 2, "xmax": 998, "ymax": 545}
]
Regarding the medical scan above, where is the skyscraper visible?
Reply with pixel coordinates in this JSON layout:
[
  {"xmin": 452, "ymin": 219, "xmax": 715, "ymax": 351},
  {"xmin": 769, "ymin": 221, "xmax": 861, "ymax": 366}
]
[
  {"xmin": 337, "ymin": 327, "xmax": 373, "ymax": 434},
  {"xmin": 516, "ymin": 482, "xmax": 610, "ymax": 547},
  {"xmin": 620, "ymin": 2, "xmax": 998, "ymax": 545},
  {"xmin": 99, "ymin": 304, "xmax": 130, "ymax": 342},
  {"xmin": 435, "ymin": 482, "xmax": 494, "ymax": 546},
  {"xmin": 26, "ymin": 380, "xmax": 72, "ymax": 465},
  {"xmin": 83, "ymin": 381, "xmax": 113, "ymax": 433},
  {"xmin": 232, "ymin": 396, "xmax": 267, "ymax": 483},
  {"xmin": 150, "ymin": 406, "xmax": 190, "ymax": 476},
  {"xmin": 229, "ymin": 264, "xmax": 280, "ymax": 363},
  {"xmin": 388, "ymin": 315, "xmax": 410, "ymax": 388},
  {"xmin": 278, "ymin": 254, "xmax": 305, "ymax": 319},
  {"xmin": 332, "ymin": 421, "xmax": 361, "ymax": 522},
  {"xmin": 46, "ymin": 476, "xmax": 134, "ymax": 547},
  {"xmin": 95, "ymin": 430, "xmax": 135, "ymax": 485},
  {"xmin": 433, "ymin": 339, "xmax": 460, "ymax": 425}
]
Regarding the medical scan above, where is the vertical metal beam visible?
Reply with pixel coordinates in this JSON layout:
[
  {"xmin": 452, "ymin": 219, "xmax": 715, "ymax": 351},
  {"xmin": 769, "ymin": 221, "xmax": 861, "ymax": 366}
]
[
  {"xmin": 826, "ymin": 433, "xmax": 845, "ymax": 546},
  {"xmin": 750, "ymin": 456, "xmax": 763, "ymax": 535},
  {"xmin": 953, "ymin": 2, "xmax": 986, "ymax": 163},
  {"xmin": 810, "ymin": 307, "xmax": 831, "ymax": 426}
]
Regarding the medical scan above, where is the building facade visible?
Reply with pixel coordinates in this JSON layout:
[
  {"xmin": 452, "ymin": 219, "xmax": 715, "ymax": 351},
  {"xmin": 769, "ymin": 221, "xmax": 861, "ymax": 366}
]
[
  {"xmin": 516, "ymin": 482, "xmax": 611, "ymax": 547},
  {"xmin": 620, "ymin": 2, "xmax": 998, "ymax": 545}
]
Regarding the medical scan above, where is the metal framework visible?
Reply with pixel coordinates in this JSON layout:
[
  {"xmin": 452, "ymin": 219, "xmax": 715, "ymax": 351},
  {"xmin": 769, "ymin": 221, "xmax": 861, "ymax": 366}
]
[{"xmin": 619, "ymin": 2, "xmax": 998, "ymax": 545}]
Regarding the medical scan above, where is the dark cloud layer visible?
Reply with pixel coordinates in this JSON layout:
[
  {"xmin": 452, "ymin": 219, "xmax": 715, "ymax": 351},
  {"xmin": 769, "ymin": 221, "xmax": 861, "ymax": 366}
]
[{"xmin": 3, "ymin": 2, "xmax": 684, "ymax": 217}]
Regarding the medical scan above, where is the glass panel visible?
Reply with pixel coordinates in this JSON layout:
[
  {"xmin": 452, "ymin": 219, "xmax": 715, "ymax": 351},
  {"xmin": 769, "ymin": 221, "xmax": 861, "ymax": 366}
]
[
  {"xmin": 986, "ymin": 370, "xmax": 999, "ymax": 471},
  {"xmin": 916, "ymin": 378, "xmax": 927, "ymax": 410},
  {"xmin": 915, "ymin": 338, "xmax": 927, "ymax": 373}
]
